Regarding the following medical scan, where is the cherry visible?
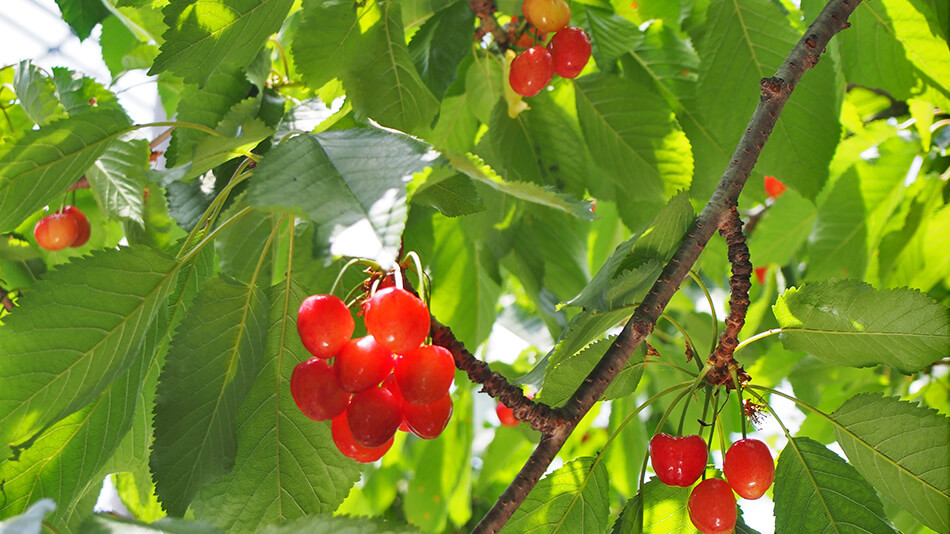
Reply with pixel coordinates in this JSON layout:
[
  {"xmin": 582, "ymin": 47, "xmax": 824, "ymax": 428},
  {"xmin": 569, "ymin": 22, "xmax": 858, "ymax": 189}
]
[
  {"xmin": 346, "ymin": 386, "xmax": 402, "ymax": 448},
  {"xmin": 496, "ymin": 402, "xmax": 518, "ymax": 426},
  {"xmin": 723, "ymin": 438, "xmax": 774, "ymax": 500},
  {"xmin": 331, "ymin": 412, "xmax": 393, "ymax": 463},
  {"xmin": 522, "ymin": 0, "xmax": 571, "ymax": 33},
  {"xmin": 61, "ymin": 206, "xmax": 91, "ymax": 247},
  {"xmin": 649, "ymin": 433, "xmax": 707, "ymax": 487},
  {"xmin": 362, "ymin": 287, "xmax": 430, "ymax": 355},
  {"xmin": 754, "ymin": 266, "xmax": 768, "ymax": 285},
  {"xmin": 509, "ymin": 46, "xmax": 554, "ymax": 97},
  {"xmin": 394, "ymin": 344, "xmax": 455, "ymax": 405},
  {"xmin": 34, "ymin": 210, "xmax": 79, "ymax": 251},
  {"xmin": 297, "ymin": 294, "xmax": 354, "ymax": 359},
  {"xmin": 688, "ymin": 478, "xmax": 737, "ymax": 534},
  {"xmin": 335, "ymin": 335, "xmax": 394, "ymax": 393},
  {"xmin": 548, "ymin": 27, "xmax": 591, "ymax": 79},
  {"xmin": 403, "ymin": 392, "xmax": 453, "ymax": 439},
  {"xmin": 764, "ymin": 175, "xmax": 787, "ymax": 198},
  {"xmin": 290, "ymin": 357, "xmax": 351, "ymax": 421},
  {"xmin": 381, "ymin": 374, "xmax": 409, "ymax": 432}
]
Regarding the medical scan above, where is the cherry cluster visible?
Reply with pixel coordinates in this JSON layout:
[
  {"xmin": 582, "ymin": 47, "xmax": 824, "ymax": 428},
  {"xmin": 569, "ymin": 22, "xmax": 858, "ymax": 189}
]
[
  {"xmin": 508, "ymin": 0, "xmax": 592, "ymax": 97},
  {"xmin": 34, "ymin": 206, "xmax": 91, "ymax": 251},
  {"xmin": 649, "ymin": 433, "xmax": 774, "ymax": 533},
  {"xmin": 291, "ymin": 287, "xmax": 455, "ymax": 463}
]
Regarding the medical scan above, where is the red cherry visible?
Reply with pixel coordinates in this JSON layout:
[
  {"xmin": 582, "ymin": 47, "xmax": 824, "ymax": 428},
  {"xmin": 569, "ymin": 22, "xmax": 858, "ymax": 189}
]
[
  {"xmin": 403, "ymin": 393, "xmax": 453, "ymax": 439},
  {"xmin": 723, "ymin": 438, "xmax": 775, "ymax": 500},
  {"xmin": 764, "ymin": 175, "xmax": 787, "ymax": 198},
  {"xmin": 649, "ymin": 433, "xmax": 707, "ymax": 487},
  {"xmin": 331, "ymin": 412, "xmax": 393, "ymax": 463},
  {"xmin": 548, "ymin": 27, "xmax": 591, "ymax": 79},
  {"xmin": 34, "ymin": 211, "xmax": 79, "ymax": 251},
  {"xmin": 381, "ymin": 374, "xmax": 410, "ymax": 432},
  {"xmin": 297, "ymin": 294, "xmax": 354, "ymax": 359},
  {"xmin": 394, "ymin": 344, "xmax": 455, "ymax": 405},
  {"xmin": 509, "ymin": 46, "xmax": 554, "ymax": 97},
  {"xmin": 496, "ymin": 402, "xmax": 518, "ymax": 426},
  {"xmin": 362, "ymin": 287, "xmax": 430, "ymax": 355},
  {"xmin": 754, "ymin": 266, "xmax": 768, "ymax": 285},
  {"xmin": 290, "ymin": 357, "xmax": 351, "ymax": 421},
  {"xmin": 346, "ymin": 386, "xmax": 402, "ymax": 448},
  {"xmin": 522, "ymin": 0, "xmax": 571, "ymax": 33},
  {"xmin": 61, "ymin": 206, "xmax": 90, "ymax": 247},
  {"xmin": 688, "ymin": 478, "xmax": 737, "ymax": 534},
  {"xmin": 335, "ymin": 335, "xmax": 394, "ymax": 393}
]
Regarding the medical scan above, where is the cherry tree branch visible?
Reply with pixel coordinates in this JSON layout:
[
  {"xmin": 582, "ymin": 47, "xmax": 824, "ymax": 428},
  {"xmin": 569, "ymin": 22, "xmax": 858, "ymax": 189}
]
[{"xmin": 469, "ymin": 0, "xmax": 863, "ymax": 531}]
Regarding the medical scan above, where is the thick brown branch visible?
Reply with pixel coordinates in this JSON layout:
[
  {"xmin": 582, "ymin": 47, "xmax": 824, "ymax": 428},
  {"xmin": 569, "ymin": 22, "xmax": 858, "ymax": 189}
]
[{"xmin": 474, "ymin": 0, "xmax": 861, "ymax": 531}]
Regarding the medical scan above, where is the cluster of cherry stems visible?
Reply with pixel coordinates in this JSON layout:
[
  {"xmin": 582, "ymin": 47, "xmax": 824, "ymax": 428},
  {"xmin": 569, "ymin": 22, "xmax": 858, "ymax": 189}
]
[
  {"xmin": 508, "ymin": 0, "xmax": 592, "ymax": 97},
  {"xmin": 291, "ymin": 285, "xmax": 456, "ymax": 462}
]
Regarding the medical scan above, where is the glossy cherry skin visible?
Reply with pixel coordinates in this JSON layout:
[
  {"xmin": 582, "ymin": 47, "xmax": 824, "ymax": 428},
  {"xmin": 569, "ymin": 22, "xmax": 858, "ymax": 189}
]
[
  {"xmin": 496, "ymin": 402, "xmax": 518, "ymax": 426},
  {"xmin": 61, "ymin": 206, "xmax": 91, "ymax": 247},
  {"xmin": 688, "ymin": 478, "xmax": 737, "ymax": 534},
  {"xmin": 764, "ymin": 175, "xmax": 787, "ymax": 198},
  {"xmin": 331, "ymin": 412, "xmax": 394, "ymax": 463},
  {"xmin": 381, "ymin": 374, "xmax": 409, "ymax": 432},
  {"xmin": 723, "ymin": 438, "xmax": 774, "ymax": 500},
  {"xmin": 522, "ymin": 0, "xmax": 571, "ymax": 33},
  {"xmin": 363, "ymin": 287, "xmax": 430, "ymax": 355},
  {"xmin": 290, "ymin": 357, "xmax": 351, "ymax": 421},
  {"xmin": 403, "ymin": 393, "xmax": 453, "ymax": 439},
  {"xmin": 394, "ymin": 344, "xmax": 455, "ymax": 405},
  {"xmin": 296, "ymin": 294, "xmax": 354, "ymax": 359},
  {"xmin": 548, "ymin": 27, "xmax": 591, "ymax": 79},
  {"xmin": 346, "ymin": 386, "xmax": 402, "ymax": 448},
  {"xmin": 649, "ymin": 433, "xmax": 707, "ymax": 487},
  {"xmin": 334, "ymin": 335, "xmax": 394, "ymax": 393},
  {"xmin": 34, "ymin": 211, "xmax": 79, "ymax": 251},
  {"xmin": 509, "ymin": 46, "xmax": 554, "ymax": 97}
]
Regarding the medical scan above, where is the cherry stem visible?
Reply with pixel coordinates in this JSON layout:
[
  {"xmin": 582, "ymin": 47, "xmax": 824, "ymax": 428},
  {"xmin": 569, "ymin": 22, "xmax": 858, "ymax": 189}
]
[
  {"xmin": 330, "ymin": 258, "xmax": 364, "ymax": 297},
  {"xmin": 404, "ymin": 250, "xmax": 427, "ymax": 304},
  {"xmin": 687, "ymin": 269, "xmax": 719, "ymax": 357},
  {"xmin": 731, "ymin": 367, "xmax": 747, "ymax": 439},
  {"xmin": 659, "ymin": 312, "xmax": 703, "ymax": 372},
  {"xmin": 704, "ymin": 387, "xmax": 721, "ymax": 478},
  {"xmin": 734, "ymin": 328, "xmax": 783, "ymax": 354}
]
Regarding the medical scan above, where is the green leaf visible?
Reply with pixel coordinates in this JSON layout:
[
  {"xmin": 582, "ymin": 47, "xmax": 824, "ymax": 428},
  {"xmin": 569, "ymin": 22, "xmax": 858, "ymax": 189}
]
[
  {"xmin": 80, "ymin": 514, "xmax": 225, "ymax": 533},
  {"xmin": 540, "ymin": 338, "xmax": 645, "ymax": 407},
  {"xmin": 746, "ymin": 189, "xmax": 816, "ymax": 267},
  {"xmin": 100, "ymin": 14, "xmax": 160, "ymax": 77},
  {"xmin": 191, "ymin": 280, "xmax": 360, "ymax": 530},
  {"xmin": 464, "ymin": 51, "xmax": 504, "ymax": 125},
  {"xmin": 805, "ymin": 170, "xmax": 868, "ymax": 280},
  {"xmin": 574, "ymin": 73, "xmax": 693, "ymax": 229},
  {"xmin": 610, "ymin": 495, "xmax": 642, "ymax": 534},
  {"xmin": 86, "ymin": 138, "xmax": 149, "ymax": 226},
  {"xmin": 774, "ymin": 437, "xmax": 897, "ymax": 533},
  {"xmin": 0, "ymin": 246, "xmax": 177, "ymax": 461},
  {"xmin": 248, "ymin": 128, "xmax": 435, "ymax": 268},
  {"xmin": 0, "ymin": 109, "xmax": 132, "ymax": 232},
  {"xmin": 832, "ymin": 394, "xmax": 950, "ymax": 533},
  {"xmin": 486, "ymin": 100, "xmax": 545, "ymax": 186},
  {"xmin": 151, "ymin": 276, "xmax": 269, "ymax": 515},
  {"xmin": 49, "ymin": 67, "xmax": 125, "ymax": 117},
  {"xmin": 880, "ymin": 0, "xmax": 950, "ymax": 97},
  {"xmin": 773, "ymin": 280, "xmax": 950, "ymax": 373},
  {"xmin": 640, "ymin": 478, "xmax": 691, "ymax": 533},
  {"xmin": 13, "ymin": 62, "xmax": 67, "ymax": 126},
  {"xmin": 412, "ymin": 173, "xmax": 486, "ymax": 217},
  {"xmin": 501, "ymin": 457, "xmax": 610, "ymax": 533},
  {"xmin": 149, "ymin": 0, "xmax": 295, "ymax": 85},
  {"xmin": 341, "ymin": 1, "xmax": 439, "ymax": 133},
  {"xmin": 215, "ymin": 206, "xmax": 276, "ymax": 284},
  {"xmin": 54, "ymin": 0, "xmax": 110, "ymax": 39},
  {"xmin": 408, "ymin": 0, "xmax": 474, "ymax": 100},
  {"xmin": 256, "ymin": 514, "xmax": 420, "ymax": 534},
  {"xmin": 0, "ymin": 499, "xmax": 57, "ymax": 533},
  {"xmin": 291, "ymin": 0, "xmax": 361, "ymax": 91}
]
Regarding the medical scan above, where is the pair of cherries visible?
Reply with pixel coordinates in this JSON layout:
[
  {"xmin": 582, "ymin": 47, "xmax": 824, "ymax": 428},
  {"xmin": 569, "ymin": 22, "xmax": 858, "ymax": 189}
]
[
  {"xmin": 508, "ymin": 0, "xmax": 592, "ymax": 97},
  {"xmin": 649, "ymin": 433, "xmax": 775, "ymax": 534},
  {"xmin": 34, "ymin": 206, "xmax": 91, "ymax": 251},
  {"xmin": 291, "ymin": 287, "xmax": 455, "ymax": 463}
]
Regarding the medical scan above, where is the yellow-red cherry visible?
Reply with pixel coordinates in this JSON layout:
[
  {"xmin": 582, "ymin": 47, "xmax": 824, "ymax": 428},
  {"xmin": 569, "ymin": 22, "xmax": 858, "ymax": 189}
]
[
  {"xmin": 394, "ymin": 344, "xmax": 455, "ymax": 405},
  {"xmin": 522, "ymin": 0, "xmax": 571, "ymax": 33},
  {"xmin": 509, "ymin": 46, "xmax": 555, "ymax": 97},
  {"xmin": 688, "ymin": 478, "xmax": 737, "ymax": 534},
  {"xmin": 724, "ymin": 438, "xmax": 774, "ymax": 500},
  {"xmin": 346, "ymin": 385, "xmax": 402, "ymax": 448},
  {"xmin": 764, "ymin": 175, "xmax": 787, "ymax": 198},
  {"xmin": 297, "ymin": 294, "xmax": 354, "ymax": 359},
  {"xmin": 331, "ymin": 411, "xmax": 393, "ymax": 463},
  {"xmin": 649, "ymin": 433, "xmax": 707, "ymax": 487},
  {"xmin": 335, "ymin": 335, "xmax": 394, "ymax": 393},
  {"xmin": 61, "ymin": 206, "xmax": 91, "ymax": 247},
  {"xmin": 34, "ymin": 211, "xmax": 79, "ymax": 251},
  {"xmin": 363, "ymin": 287, "xmax": 430, "ymax": 355},
  {"xmin": 496, "ymin": 402, "xmax": 518, "ymax": 426},
  {"xmin": 290, "ymin": 357, "xmax": 351, "ymax": 421},
  {"xmin": 403, "ymin": 392, "xmax": 453, "ymax": 439},
  {"xmin": 548, "ymin": 27, "xmax": 591, "ymax": 79}
]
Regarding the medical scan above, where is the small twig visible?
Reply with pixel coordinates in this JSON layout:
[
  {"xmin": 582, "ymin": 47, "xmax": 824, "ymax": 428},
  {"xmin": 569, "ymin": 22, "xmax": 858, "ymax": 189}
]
[
  {"xmin": 66, "ymin": 176, "xmax": 89, "ymax": 191},
  {"xmin": 470, "ymin": 0, "xmax": 508, "ymax": 46}
]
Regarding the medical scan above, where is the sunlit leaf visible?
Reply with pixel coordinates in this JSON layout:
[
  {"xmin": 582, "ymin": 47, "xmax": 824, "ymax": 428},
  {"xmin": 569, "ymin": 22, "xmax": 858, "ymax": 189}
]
[{"xmin": 501, "ymin": 457, "xmax": 610, "ymax": 533}]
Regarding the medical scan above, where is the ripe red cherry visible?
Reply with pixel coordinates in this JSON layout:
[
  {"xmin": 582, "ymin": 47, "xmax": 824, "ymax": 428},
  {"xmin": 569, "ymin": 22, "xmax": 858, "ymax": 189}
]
[
  {"xmin": 381, "ymin": 374, "xmax": 409, "ymax": 432},
  {"xmin": 362, "ymin": 287, "xmax": 430, "ymax": 355},
  {"xmin": 496, "ymin": 402, "xmax": 518, "ymax": 426},
  {"xmin": 723, "ymin": 438, "xmax": 775, "ymax": 500},
  {"xmin": 346, "ymin": 386, "xmax": 402, "ymax": 448},
  {"xmin": 764, "ymin": 175, "xmax": 787, "ymax": 198},
  {"xmin": 331, "ymin": 412, "xmax": 393, "ymax": 463},
  {"xmin": 60, "ymin": 206, "xmax": 91, "ymax": 247},
  {"xmin": 509, "ymin": 46, "xmax": 554, "ymax": 97},
  {"xmin": 403, "ymin": 393, "xmax": 453, "ymax": 439},
  {"xmin": 522, "ymin": 0, "xmax": 571, "ymax": 33},
  {"xmin": 297, "ymin": 294, "xmax": 354, "ymax": 359},
  {"xmin": 394, "ymin": 344, "xmax": 455, "ymax": 405},
  {"xmin": 335, "ymin": 335, "xmax": 394, "ymax": 393},
  {"xmin": 548, "ymin": 27, "xmax": 591, "ymax": 79},
  {"xmin": 688, "ymin": 478, "xmax": 737, "ymax": 534},
  {"xmin": 649, "ymin": 433, "xmax": 707, "ymax": 487},
  {"xmin": 34, "ymin": 211, "xmax": 79, "ymax": 251},
  {"xmin": 290, "ymin": 357, "xmax": 351, "ymax": 421},
  {"xmin": 754, "ymin": 266, "xmax": 768, "ymax": 285}
]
